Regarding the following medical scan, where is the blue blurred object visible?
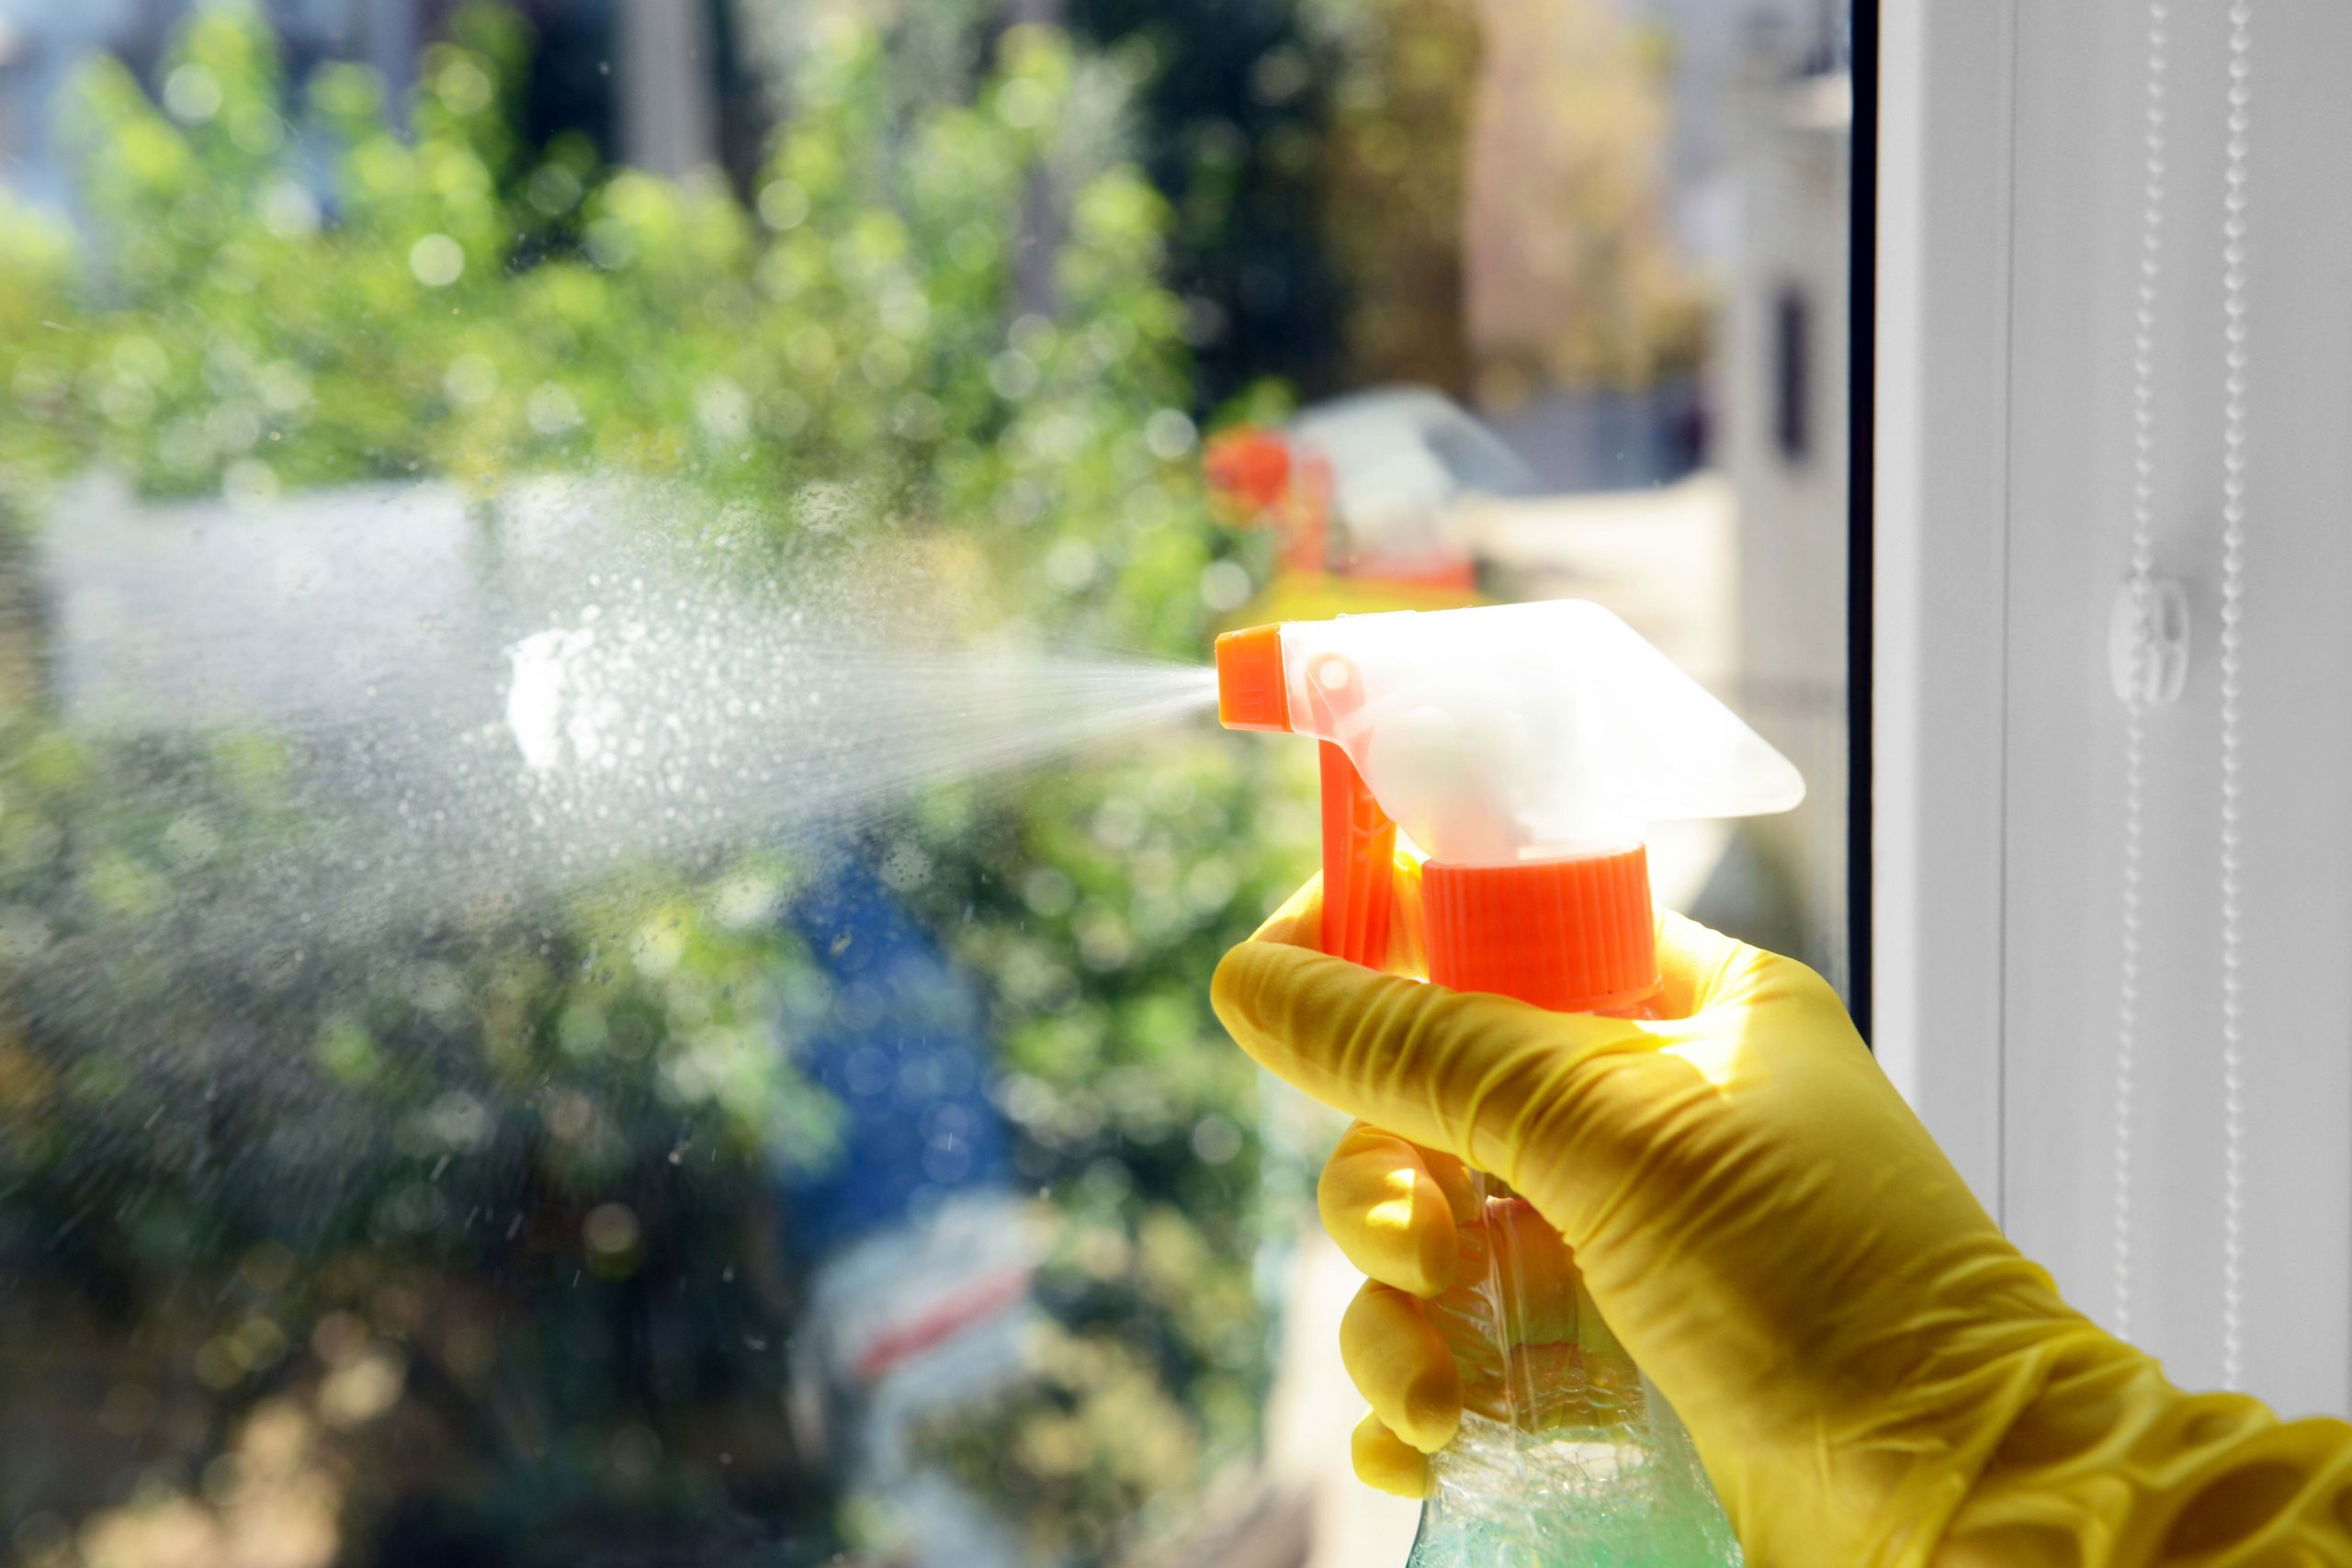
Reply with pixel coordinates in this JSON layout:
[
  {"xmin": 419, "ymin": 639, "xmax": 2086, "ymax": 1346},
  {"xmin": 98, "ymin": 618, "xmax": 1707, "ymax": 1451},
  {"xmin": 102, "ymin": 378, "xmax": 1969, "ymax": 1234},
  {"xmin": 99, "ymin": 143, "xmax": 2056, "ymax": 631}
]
[
  {"xmin": 775, "ymin": 854, "xmax": 1038, "ymax": 1568},
  {"xmin": 776, "ymin": 853, "xmax": 1015, "ymax": 1262}
]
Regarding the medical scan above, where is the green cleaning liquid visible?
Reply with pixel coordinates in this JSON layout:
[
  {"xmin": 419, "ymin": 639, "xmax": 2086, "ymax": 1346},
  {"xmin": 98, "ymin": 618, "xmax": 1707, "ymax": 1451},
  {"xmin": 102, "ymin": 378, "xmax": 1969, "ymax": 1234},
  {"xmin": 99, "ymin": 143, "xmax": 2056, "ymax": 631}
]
[{"xmin": 1404, "ymin": 1180, "xmax": 1741, "ymax": 1568}]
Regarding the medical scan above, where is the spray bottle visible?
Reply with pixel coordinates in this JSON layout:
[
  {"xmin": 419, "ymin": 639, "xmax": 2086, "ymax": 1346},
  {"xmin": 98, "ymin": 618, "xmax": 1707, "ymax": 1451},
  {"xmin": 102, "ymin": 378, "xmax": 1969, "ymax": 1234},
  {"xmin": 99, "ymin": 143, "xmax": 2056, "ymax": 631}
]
[{"xmin": 1216, "ymin": 600, "xmax": 1803, "ymax": 1567}]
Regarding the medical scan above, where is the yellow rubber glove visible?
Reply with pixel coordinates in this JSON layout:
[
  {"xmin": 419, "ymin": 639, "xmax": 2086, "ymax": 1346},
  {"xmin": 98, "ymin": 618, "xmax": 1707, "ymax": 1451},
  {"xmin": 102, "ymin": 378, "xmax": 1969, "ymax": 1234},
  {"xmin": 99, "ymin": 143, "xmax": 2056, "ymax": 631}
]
[{"xmin": 1214, "ymin": 868, "xmax": 2352, "ymax": 1566}]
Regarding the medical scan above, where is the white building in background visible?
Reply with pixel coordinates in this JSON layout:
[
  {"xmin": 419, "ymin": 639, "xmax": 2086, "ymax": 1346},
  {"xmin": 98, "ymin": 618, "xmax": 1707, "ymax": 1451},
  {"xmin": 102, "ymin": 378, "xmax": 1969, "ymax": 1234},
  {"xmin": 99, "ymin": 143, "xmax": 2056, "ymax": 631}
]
[
  {"xmin": 1714, "ymin": 23, "xmax": 1852, "ymax": 992},
  {"xmin": 1623, "ymin": 0, "xmax": 1842, "ymax": 268}
]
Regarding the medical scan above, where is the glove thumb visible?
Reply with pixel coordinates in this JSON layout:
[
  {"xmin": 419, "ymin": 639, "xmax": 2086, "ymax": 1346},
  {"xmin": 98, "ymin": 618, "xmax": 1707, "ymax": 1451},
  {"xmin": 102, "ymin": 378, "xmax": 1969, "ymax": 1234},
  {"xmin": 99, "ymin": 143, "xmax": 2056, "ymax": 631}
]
[{"xmin": 1212, "ymin": 902, "xmax": 1640, "ymax": 1187}]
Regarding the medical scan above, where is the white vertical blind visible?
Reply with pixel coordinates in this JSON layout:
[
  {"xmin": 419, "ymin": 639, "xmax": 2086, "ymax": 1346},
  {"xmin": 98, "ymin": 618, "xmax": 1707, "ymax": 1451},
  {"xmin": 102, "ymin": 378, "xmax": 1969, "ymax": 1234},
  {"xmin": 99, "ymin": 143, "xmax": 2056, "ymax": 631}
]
[
  {"xmin": 2107, "ymin": 0, "xmax": 2172, "ymax": 1351},
  {"xmin": 1881, "ymin": 0, "xmax": 2352, "ymax": 1417}
]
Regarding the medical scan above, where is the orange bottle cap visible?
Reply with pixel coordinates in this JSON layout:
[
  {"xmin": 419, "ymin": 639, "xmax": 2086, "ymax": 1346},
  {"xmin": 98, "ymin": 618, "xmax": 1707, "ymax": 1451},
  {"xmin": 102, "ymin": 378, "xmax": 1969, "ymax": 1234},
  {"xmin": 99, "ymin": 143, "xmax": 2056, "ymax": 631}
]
[
  {"xmin": 1216, "ymin": 624, "xmax": 1290, "ymax": 733},
  {"xmin": 1423, "ymin": 848, "xmax": 1659, "ymax": 1014}
]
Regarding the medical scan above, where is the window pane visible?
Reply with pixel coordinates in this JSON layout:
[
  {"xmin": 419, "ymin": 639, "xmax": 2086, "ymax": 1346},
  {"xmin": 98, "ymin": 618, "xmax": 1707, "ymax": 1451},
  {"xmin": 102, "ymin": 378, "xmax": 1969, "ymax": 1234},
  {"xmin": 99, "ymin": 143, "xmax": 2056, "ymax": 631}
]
[{"xmin": 0, "ymin": 3, "xmax": 1853, "ymax": 1563}]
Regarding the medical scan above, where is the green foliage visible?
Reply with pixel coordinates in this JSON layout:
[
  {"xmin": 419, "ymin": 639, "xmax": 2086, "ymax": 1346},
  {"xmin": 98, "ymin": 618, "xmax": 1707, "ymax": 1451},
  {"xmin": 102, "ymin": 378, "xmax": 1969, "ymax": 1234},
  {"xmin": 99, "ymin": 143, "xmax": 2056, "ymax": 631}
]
[
  {"xmin": 895, "ymin": 741, "xmax": 1315, "ymax": 1554},
  {"xmin": 914, "ymin": 1321, "xmax": 1204, "ymax": 1562},
  {"xmin": 1066, "ymin": 0, "xmax": 1350, "ymax": 404},
  {"xmin": 1309, "ymin": 0, "xmax": 1483, "ymax": 392},
  {"xmin": 0, "ymin": 4, "xmax": 1311, "ymax": 1562},
  {"xmin": 14, "ymin": 6, "xmax": 1207, "ymax": 638}
]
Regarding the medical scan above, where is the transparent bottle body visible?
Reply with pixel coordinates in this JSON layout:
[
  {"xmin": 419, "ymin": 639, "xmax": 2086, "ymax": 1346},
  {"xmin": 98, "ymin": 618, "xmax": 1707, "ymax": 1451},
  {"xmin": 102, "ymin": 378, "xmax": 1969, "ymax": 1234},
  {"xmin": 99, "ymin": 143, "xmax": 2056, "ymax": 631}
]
[{"xmin": 1406, "ymin": 1001, "xmax": 1742, "ymax": 1568}]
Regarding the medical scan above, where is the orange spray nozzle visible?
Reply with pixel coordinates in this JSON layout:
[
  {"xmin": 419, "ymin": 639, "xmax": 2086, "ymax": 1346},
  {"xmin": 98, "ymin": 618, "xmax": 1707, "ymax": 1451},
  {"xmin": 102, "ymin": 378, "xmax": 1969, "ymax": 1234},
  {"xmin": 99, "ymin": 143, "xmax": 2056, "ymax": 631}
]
[
  {"xmin": 1214, "ymin": 624, "xmax": 1289, "ymax": 732},
  {"xmin": 1215, "ymin": 603, "xmax": 1804, "ymax": 1014},
  {"xmin": 1215, "ymin": 623, "xmax": 1396, "ymax": 970}
]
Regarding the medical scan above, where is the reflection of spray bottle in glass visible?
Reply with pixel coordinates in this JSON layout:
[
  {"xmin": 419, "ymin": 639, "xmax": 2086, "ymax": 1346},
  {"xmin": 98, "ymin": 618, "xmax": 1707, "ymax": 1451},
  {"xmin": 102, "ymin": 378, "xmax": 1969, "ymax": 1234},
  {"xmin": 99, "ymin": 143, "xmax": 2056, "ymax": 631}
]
[{"xmin": 1216, "ymin": 601, "xmax": 1803, "ymax": 1567}]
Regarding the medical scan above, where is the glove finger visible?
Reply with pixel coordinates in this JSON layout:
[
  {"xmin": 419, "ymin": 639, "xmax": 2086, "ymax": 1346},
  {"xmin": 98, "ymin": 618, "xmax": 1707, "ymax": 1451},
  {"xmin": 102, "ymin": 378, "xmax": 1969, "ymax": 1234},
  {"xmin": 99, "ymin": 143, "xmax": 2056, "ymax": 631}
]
[
  {"xmin": 1319, "ymin": 1122, "xmax": 1473, "ymax": 1298},
  {"xmin": 1246, "ymin": 872, "xmax": 1325, "ymax": 952},
  {"xmin": 1653, "ymin": 907, "xmax": 1839, "ymax": 1025},
  {"xmin": 1340, "ymin": 1280, "xmax": 1461, "ymax": 1452},
  {"xmin": 1652, "ymin": 908, "xmax": 1752, "ymax": 1017},
  {"xmin": 1214, "ymin": 935, "xmax": 1645, "ymax": 1183},
  {"xmin": 1254, "ymin": 875, "xmax": 1756, "ymax": 1020},
  {"xmin": 1351, "ymin": 1411, "xmax": 1430, "ymax": 1499},
  {"xmin": 1249, "ymin": 858, "xmax": 1429, "ymax": 979}
]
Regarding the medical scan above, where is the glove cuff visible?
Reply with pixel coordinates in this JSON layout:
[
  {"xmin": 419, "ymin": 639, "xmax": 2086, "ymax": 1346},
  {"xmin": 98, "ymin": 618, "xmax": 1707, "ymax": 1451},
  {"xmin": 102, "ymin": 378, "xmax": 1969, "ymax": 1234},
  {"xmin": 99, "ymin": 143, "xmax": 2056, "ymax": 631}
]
[{"xmin": 1931, "ymin": 1337, "xmax": 2352, "ymax": 1566}]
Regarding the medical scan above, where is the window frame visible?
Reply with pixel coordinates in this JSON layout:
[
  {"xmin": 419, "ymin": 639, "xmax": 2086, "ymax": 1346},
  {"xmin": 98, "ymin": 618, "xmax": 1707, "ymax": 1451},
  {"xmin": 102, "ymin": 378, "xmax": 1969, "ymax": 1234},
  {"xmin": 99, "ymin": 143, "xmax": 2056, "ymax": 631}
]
[{"xmin": 1867, "ymin": 0, "xmax": 2012, "ymax": 1217}]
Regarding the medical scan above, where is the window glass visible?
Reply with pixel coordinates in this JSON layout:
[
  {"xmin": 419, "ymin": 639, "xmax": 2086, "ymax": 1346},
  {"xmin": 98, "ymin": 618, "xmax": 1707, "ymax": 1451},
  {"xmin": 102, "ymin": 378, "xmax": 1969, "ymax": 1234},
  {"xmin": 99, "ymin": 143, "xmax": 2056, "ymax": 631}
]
[{"xmin": 0, "ymin": 2, "xmax": 1853, "ymax": 1563}]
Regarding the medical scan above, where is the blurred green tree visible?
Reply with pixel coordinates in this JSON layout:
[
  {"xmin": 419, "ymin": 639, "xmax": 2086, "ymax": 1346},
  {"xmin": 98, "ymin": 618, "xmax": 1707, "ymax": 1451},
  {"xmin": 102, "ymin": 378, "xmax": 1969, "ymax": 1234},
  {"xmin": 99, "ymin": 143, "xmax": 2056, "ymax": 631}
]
[
  {"xmin": 1064, "ymin": 0, "xmax": 1350, "ymax": 406},
  {"xmin": 1308, "ymin": 0, "xmax": 1482, "ymax": 394},
  {"xmin": 0, "ymin": 4, "xmax": 1312, "ymax": 1562},
  {"xmin": 1454, "ymin": 0, "xmax": 1704, "ymax": 400}
]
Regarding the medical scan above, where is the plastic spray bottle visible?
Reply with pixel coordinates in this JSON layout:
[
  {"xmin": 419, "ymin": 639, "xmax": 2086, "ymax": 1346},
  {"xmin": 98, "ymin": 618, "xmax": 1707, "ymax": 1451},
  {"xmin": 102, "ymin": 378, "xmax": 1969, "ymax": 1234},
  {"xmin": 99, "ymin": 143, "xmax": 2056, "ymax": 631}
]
[{"xmin": 1216, "ymin": 600, "xmax": 1803, "ymax": 1567}]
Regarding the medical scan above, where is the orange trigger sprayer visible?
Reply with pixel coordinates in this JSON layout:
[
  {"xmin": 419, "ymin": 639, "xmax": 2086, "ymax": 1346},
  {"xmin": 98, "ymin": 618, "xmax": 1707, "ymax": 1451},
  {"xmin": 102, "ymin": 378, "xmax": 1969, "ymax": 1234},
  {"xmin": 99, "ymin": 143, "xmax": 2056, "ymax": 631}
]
[
  {"xmin": 1216, "ymin": 600, "xmax": 1803, "ymax": 1566},
  {"xmin": 1215, "ymin": 621, "xmax": 1399, "ymax": 970}
]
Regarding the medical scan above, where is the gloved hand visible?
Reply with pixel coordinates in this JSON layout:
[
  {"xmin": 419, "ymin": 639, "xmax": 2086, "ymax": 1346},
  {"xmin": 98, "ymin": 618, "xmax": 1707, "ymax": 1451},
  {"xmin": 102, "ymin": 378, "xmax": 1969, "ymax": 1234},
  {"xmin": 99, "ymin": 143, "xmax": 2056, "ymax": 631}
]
[{"xmin": 1214, "ymin": 865, "xmax": 2352, "ymax": 1566}]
